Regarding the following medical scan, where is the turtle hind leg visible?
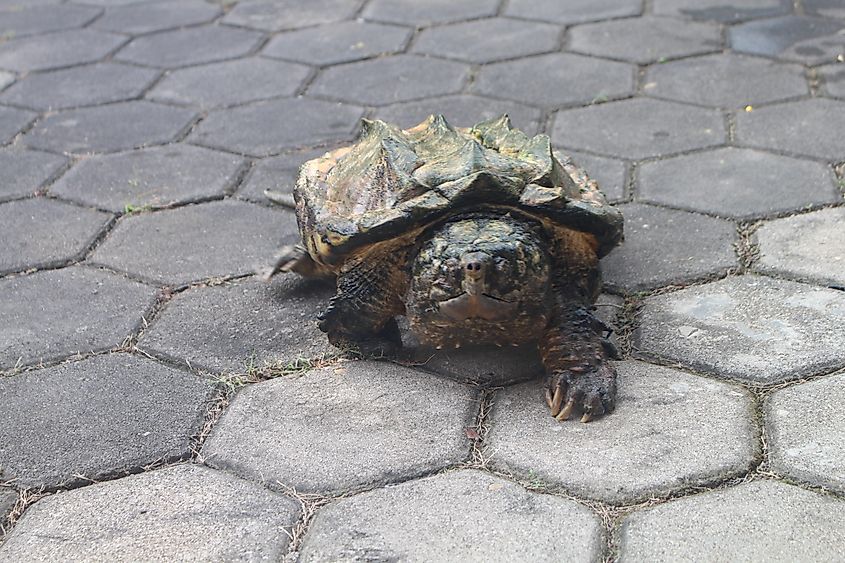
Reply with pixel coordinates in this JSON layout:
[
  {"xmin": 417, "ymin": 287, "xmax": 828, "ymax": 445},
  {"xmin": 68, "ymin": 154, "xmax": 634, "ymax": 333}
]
[{"xmin": 258, "ymin": 244, "xmax": 334, "ymax": 281}]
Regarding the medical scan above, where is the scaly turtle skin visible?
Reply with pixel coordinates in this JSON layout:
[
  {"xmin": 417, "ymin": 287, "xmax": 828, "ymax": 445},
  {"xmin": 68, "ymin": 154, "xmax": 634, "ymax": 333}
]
[{"xmin": 263, "ymin": 115, "xmax": 623, "ymax": 422}]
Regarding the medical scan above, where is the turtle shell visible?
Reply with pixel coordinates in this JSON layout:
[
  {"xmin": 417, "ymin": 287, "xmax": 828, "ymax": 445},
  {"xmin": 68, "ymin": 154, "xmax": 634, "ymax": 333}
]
[{"xmin": 295, "ymin": 114, "xmax": 623, "ymax": 264}]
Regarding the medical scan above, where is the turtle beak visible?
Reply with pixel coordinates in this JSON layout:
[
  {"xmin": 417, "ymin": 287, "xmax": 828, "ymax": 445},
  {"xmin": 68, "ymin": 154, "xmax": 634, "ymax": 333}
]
[{"xmin": 437, "ymin": 252, "xmax": 517, "ymax": 321}]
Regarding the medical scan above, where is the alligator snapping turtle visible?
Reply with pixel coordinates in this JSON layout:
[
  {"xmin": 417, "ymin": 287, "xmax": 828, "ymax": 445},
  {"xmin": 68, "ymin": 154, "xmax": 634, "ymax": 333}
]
[{"xmin": 263, "ymin": 115, "xmax": 623, "ymax": 422}]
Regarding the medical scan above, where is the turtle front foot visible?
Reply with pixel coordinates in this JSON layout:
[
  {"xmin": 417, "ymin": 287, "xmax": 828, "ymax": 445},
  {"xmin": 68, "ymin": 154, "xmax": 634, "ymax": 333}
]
[{"xmin": 544, "ymin": 362, "xmax": 617, "ymax": 423}]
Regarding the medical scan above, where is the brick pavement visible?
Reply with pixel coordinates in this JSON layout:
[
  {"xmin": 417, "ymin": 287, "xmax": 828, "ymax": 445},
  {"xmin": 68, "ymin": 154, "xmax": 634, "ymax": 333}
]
[{"xmin": 0, "ymin": 0, "xmax": 844, "ymax": 560}]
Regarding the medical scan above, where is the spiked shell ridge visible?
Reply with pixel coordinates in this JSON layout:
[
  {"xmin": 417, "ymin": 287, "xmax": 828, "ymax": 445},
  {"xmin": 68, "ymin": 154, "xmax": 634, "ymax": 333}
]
[{"xmin": 294, "ymin": 115, "xmax": 623, "ymax": 264}]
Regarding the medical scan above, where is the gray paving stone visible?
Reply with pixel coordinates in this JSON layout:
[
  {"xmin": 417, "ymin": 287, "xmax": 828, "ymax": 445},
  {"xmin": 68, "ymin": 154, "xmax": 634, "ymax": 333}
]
[
  {"xmin": 413, "ymin": 17, "xmax": 561, "ymax": 64},
  {"xmin": 804, "ymin": 0, "xmax": 845, "ymax": 18},
  {"xmin": 619, "ymin": 481, "xmax": 845, "ymax": 561},
  {"xmin": 224, "ymin": 0, "xmax": 360, "ymax": 31},
  {"xmin": 0, "ymin": 148, "xmax": 65, "ymax": 201},
  {"xmin": 552, "ymin": 98, "xmax": 726, "ymax": 159},
  {"xmin": 0, "ymin": 62, "xmax": 159, "ymax": 111},
  {"xmin": 473, "ymin": 53, "xmax": 634, "ymax": 108},
  {"xmin": 237, "ymin": 146, "xmax": 333, "ymax": 203},
  {"xmin": 0, "ymin": 105, "xmax": 34, "ymax": 144},
  {"xmin": 637, "ymin": 147, "xmax": 840, "ymax": 219},
  {"xmin": 634, "ymin": 275, "xmax": 845, "ymax": 384},
  {"xmin": 568, "ymin": 151, "xmax": 627, "ymax": 202},
  {"xmin": 203, "ymin": 361, "xmax": 476, "ymax": 494},
  {"xmin": 0, "ymin": 70, "xmax": 12, "ymax": 91},
  {"xmin": 139, "ymin": 275, "xmax": 334, "ymax": 374},
  {"xmin": 600, "ymin": 203, "xmax": 736, "ymax": 292},
  {"xmin": 0, "ymin": 465, "xmax": 298, "ymax": 561},
  {"xmin": 362, "ymin": 0, "xmax": 498, "ymax": 26},
  {"xmin": 262, "ymin": 20, "xmax": 410, "ymax": 66},
  {"xmin": 487, "ymin": 361, "xmax": 756, "ymax": 504},
  {"xmin": 644, "ymin": 53, "xmax": 807, "ymax": 108},
  {"xmin": 0, "ymin": 266, "xmax": 157, "ymax": 370},
  {"xmin": 0, "ymin": 29, "xmax": 126, "ymax": 73},
  {"xmin": 90, "ymin": 200, "xmax": 298, "ymax": 286},
  {"xmin": 735, "ymin": 98, "xmax": 845, "ymax": 162},
  {"xmin": 730, "ymin": 16, "xmax": 845, "ymax": 65},
  {"xmin": 192, "ymin": 97, "xmax": 362, "ymax": 156},
  {"xmin": 300, "ymin": 470, "xmax": 603, "ymax": 562},
  {"xmin": 755, "ymin": 207, "xmax": 845, "ymax": 288},
  {"xmin": 24, "ymin": 101, "xmax": 197, "ymax": 155},
  {"xmin": 0, "ymin": 489, "xmax": 15, "ymax": 526},
  {"xmin": 374, "ymin": 94, "xmax": 542, "ymax": 135},
  {"xmin": 51, "ymin": 144, "xmax": 244, "ymax": 213},
  {"xmin": 115, "ymin": 25, "xmax": 263, "ymax": 69},
  {"xmin": 652, "ymin": 0, "xmax": 792, "ymax": 23},
  {"xmin": 820, "ymin": 63, "xmax": 845, "ymax": 99},
  {"xmin": 0, "ymin": 198, "xmax": 112, "ymax": 275},
  {"xmin": 0, "ymin": 353, "xmax": 213, "ymax": 488},
  {"xmin": 504, "ymin": 0, "xmax": 641, "ymax": 25},
  {"xmin": 767, "ymin": 373, "xmax": 845, "ymax": 494},
  {"xmin": 148, "ymin": 57, "xmax": 310, "ymax": 109},
  {"xmin": 0, "ymin": 4, "xmax": 100, "ymax": 38},
  {"xmin": 309, "ymin": 55, "xmax": 469, "ymax": 106},
  {"xmin": 568, "ymin": 16, "xmax": 721, "ymax": 65},
  {"xmin": 93, "ymin": 0, "xmax": 221, "ymax": 34}
]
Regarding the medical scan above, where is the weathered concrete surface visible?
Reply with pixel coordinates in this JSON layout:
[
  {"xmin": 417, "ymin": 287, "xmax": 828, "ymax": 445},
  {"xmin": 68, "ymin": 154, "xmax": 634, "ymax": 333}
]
[
  {"xmin": 0, "ymin": 465, "xmax": 298, "ymax": 562},
  {"xmin": 300, "ymin": 470, "xmax": 604, "ymax": 563},
  {"xmin": 767, "ymin": 373, "xmax": 845, "ymax": 494},
  {"xmin": 635, "ymin": 276, "xmax": 845, "ymax": 384},
  {"xmin": 203, "ymin": 361, "xmax": 477, "ymax": 494},
  {"xmin": 486, "ymin": 361, "xmax": 757, "ymax": 504},
  {"xmin": 619, "ymin": 480, "xmax": 845, "ymax": 562}
]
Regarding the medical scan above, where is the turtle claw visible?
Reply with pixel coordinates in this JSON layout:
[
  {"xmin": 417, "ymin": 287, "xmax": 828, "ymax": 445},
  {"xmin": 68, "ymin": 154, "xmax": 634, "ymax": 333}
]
[
  {"xmin": 580, "ymin": 412, "xmax": 593, "ymax": 423},
  {"xmin": 555, "ymin": 399, "xmax": 575, "ymax": 421}
]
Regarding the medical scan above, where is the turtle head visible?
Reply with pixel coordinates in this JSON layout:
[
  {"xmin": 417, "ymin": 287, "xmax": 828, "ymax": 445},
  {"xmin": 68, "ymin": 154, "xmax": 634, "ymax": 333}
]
[{"xmin": 407, "ymin": 213, "xmax": 552, "ymax": 343}]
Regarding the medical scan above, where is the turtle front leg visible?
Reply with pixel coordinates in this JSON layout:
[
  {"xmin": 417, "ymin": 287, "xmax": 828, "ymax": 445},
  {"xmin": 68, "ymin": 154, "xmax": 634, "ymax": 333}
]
[{"xmin": 539, "ymin": 303, "xmax": 617, "ymax": 423}]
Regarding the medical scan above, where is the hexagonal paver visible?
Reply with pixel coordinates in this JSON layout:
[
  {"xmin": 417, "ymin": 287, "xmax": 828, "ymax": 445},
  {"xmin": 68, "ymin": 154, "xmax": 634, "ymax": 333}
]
[
  {"xmin": 619, "ymin": 481, "xmax": 845, "ymax": 561},
  {"xmin": 652, "ymin": 0, "xmax": 792, "ymax": 23},
  {"xmin": 363, "ymin": 0, "xmax": 499, "ymax": 26},
  {"xmin": 730, "ymin": 16, "xmax": 845, "ymax": 66},
  {"xmin": 568, "ymin": 16, "xmax": 721, "ymax": 64},
  {"xmin": 0, "ymin": 147, "xmax": 66, "ymax": 201},
  {"xmin": 0, "ymin": 465, "xmax": 298, "ymax": 561},
  {"xmin": 1, "ymin": 63, "xmax": 158, "ymax": 112},
  {"xmin": 735, "ymin": 99, "xmax": 845, "ymax": 161},
  {"xmin": 374, "ymin": 94, "xmax": 542, "ymax": 135},
  {"xmin": 147, "ymin": 58, "xmax": 310, "ymax": 109},
  {"xmin": 755, "ymin": 207, "xmax": 845, "ymax": 288},
  {"xmin": 0, "ymin": 267, "xmax": 157, "ymax": 370},
  {"xmin": 139, "ymin": 275, "xmax": 334, "ymax": 374},
  {"xmin": 552, "ymin": 99, "xmax": 726, "ymax": 159},
  {"xmin": 93, "ymin": 0, "xmax": 220, "ymax": 34},
  {"xmin": 637, "ymin": 148, "xmax": 840, "ymax": 219},
  {"xmin": 635, "ymin": 275, "xmax": 845, "ymax": 384},
  {"xmin": 600, "ymin": 203, "xmax": 737, "ymax": 292},
  {"xmin": 504, "ymin": 0, "xmax": 641, "ymax": 25},
  {"xmin": 309, "ymin": 55, "xmax": 469, "ymax": 106},
  {"xmin": 768, "ymin": 373, "xmax": 845, "ymax": 493},
  {"xmin": 0, "ymin": 105, "xmax": 35, "ymax": 144},
  {"xmin": 262, "ymin": 21, "xmax": 411, "ymax": 66},
  {"xmin": 644, "ymin": 54, "xmax": 808, "ymax": 108},
  {"xmin": 413, "ymin": 17, "xmax": 561, "ymax": 64},
  {"xmin": 224, "ymin": 0, "xmax": 360, "ymax": 31},
  {"xmin": 820, "ymin": 63, "xmax": 845, "ymax": 99},
  {"xmin": 0, "ymin": 198, "xmax": 112, "ymax": 275},
  {"xmin": 0, "ymin": 4, "xmax": 100, "ymax": 38},
  {"xmin": 50, "ymin": 144, "xmax": 244, "ymax": 213},
  {"xmin": 486, "ymin": 361, "xmax": 757, "ymax": 504},
  {"xmin": 473, "ymin": 53, "xmax": 634, "ymax": 108},
  {"xmin": 236, "ymin": 146, "xmax": 334, "ymax": 203},
  {"xmin": 0, "ymin": 29, "xmax": 126, "ymax": 73},
  {"xmin": 0, "ymin": 70, "xmax": 13, "ymax": 91},
  {"xmin": 0, "ymin": 353, "xmax": 213, "ymax": 488},
  {"xmin": 90, "ymin": 200, "xmax": 298, "ymax": 286},
  {"xmin": 202, "ymin": 361, "xmax": 476, "ymax": 494},
  {"xmin": 24, "ymin": 101, "xmax": 197, "ymax": 155},
  {"xmin": 568, "ymin": 151, "xmax": 627, "ymax": 202},
  {"xmin": 804, "ymin": 0, "xmax": 845, "ymax": 18},
  {"xmin": 115, "ymin": 25, "xmax": 263, "ymax": 69},
  {"xmin": 191, "ymin": 97, "xmax": 363, "ymax": 156},
  {"xmin": 300, "ymin": 470, "xmax": 603, "ymax": 562}
]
